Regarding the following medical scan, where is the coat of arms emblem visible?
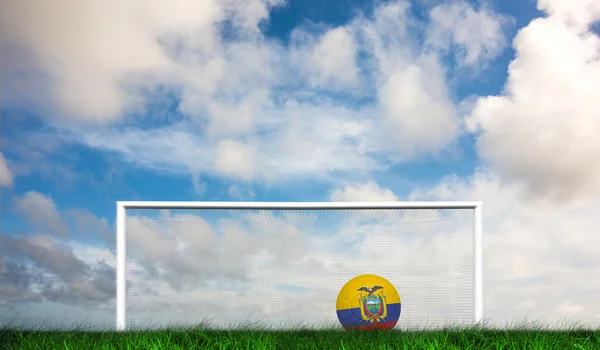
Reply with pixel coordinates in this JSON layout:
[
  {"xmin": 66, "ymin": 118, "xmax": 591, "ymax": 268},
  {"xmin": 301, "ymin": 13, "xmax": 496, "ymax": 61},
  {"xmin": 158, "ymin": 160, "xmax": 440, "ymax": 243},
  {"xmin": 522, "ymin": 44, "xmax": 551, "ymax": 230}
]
[{"xmin": 357, "ymin": 285, "xmax": 388, "ymax": 323}]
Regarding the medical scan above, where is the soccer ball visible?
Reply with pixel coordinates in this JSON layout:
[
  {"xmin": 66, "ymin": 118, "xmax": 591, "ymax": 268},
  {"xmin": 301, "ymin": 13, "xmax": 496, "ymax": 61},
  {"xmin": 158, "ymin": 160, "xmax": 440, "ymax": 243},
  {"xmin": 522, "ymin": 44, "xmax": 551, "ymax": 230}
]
[{"xmin": 336, "ymin": 274, "xmax": 401, "ymax": 330}]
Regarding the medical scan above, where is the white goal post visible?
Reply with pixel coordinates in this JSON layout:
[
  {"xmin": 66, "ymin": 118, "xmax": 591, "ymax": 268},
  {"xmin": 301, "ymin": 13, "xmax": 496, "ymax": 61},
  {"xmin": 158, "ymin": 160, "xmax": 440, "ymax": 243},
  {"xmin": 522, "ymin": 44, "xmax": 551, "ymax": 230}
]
[{"xmin": 116, "ymin": 201, "xmax": 483, "ymax": 331}]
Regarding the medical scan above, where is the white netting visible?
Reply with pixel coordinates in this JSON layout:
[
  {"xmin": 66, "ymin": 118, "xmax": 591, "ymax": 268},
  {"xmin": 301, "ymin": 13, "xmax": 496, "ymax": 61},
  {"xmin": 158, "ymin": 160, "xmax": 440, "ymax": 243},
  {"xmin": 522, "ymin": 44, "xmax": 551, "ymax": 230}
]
[{"xmin": 123, "ymin": 207, "xmax": 476, "ymax": 330}]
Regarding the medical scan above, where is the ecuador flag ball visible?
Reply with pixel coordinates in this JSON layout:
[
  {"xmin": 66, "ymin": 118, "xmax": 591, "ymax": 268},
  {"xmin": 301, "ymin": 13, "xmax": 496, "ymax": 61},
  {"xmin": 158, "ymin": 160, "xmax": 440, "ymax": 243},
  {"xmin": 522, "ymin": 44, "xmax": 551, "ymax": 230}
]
[{"xmin": 336, "ymin": 274, "xmax": 401, "ymax": 330}]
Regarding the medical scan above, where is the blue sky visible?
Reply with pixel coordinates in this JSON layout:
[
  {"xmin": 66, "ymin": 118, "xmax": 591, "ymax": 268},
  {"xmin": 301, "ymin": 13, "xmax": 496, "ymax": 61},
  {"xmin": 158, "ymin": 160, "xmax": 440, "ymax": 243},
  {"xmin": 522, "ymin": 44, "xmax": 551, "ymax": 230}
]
[
  {"xmin": 1, "ymin": 0, "xmax": 600, "ymax": 329},
  {"xmin": 0, "ymin": 0, "xmax": 518, "ymax": 207}
]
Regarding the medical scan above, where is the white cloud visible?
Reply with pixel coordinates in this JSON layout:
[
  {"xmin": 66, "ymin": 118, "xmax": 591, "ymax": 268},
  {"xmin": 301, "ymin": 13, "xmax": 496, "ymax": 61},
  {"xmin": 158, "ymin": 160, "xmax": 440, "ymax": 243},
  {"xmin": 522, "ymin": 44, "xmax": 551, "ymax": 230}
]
[
  {"xmin": 0, "ymin": 206, "xmax": 118, "ymax": 329},
  {"xmin": 1, "ymin": 0, "xmax": 510, "ymax": 183},
  {"xmin": 120, "ymin": 207, "xmax": 477, "ymax": 328},
  {"xmin": 330, "ymin": 180, "xmax": 399, "ymax": 202},
  {"xmin": 79, "ymin": 101, "xmax": 378, "ymax": 182},
  {"xmin": 14, "ymin": 191, "xmax": 68, "ymax": 238},
  {"xmin": 467, "ymin": 0, "xmax": 600, "ymax": 201},
  {"xmin": 291, "ymin": 26, "xmax": 360, "ymax": 89},
  {"xmin": 203, "ymin": 90, "xmax": 272, "ymax": 136},
  {"xmin": 409, "ymin": 168, "xmax": 600, "ymax": 326},
  {"xmin": 0, "ymin": 153, "xmax": 13, "ymax": 187},
  {"xmin": 214, "ymin": 140, "xmax": 259, "ymax": 180},
  {"xmin": 376, "ymin": 54, "xmax": 461, "ymax": 159},
  {"xmin": 0, "ymin": 0, "xmax": 276, "ymax": 122},
  {"xmin": 9, "ymin": 0, "xmax": 600, "ymax": 331},
  {"xmin": 0, "ymin": 233, "xmax": 115, "ymax": 309},
  {"xmin": 65, "ymin": 209, "xmax": 114, "ymax": 246},
  {"xmin": 537, "ymin": 0, "xmax": 600, "ymax": 29},
  {"xmin": 7, "ymin": 171, "xmax": 600, "ymax": 329},
  {"xmin": 228, "ymin": 184, "xmax": 255, "ymax": 200},
  {"xmin": 426, "ymin": 2, "xmax": 511, "ymax": 67},
  {"xmin": 70, "ymin": 241, "xmax": 116, "ymax": 268},
  {"xmin": 347, "ymin": 1, "xmax": 504, "ymax": 160}
]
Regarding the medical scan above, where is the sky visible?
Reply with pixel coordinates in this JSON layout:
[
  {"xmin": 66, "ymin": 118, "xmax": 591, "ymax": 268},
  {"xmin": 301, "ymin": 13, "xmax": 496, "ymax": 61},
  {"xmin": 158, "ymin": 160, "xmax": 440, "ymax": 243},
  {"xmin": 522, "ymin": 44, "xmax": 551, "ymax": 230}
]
[{"xmin": 1, "ymin": 0, "xmax": 600, "ymax": 330}]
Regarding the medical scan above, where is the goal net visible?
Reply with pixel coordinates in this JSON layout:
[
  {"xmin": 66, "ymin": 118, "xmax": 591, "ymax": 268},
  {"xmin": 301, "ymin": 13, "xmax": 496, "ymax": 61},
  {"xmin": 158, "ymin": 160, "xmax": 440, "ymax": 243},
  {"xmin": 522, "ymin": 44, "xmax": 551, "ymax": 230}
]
[{"xmin": 116, "ymin": 201, "xmax": 483, "ymax": 331}]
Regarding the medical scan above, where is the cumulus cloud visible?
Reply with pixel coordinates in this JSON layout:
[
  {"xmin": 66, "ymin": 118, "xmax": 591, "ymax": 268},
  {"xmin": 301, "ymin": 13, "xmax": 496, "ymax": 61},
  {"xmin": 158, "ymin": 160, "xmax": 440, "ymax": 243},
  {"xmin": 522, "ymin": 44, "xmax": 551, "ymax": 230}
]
[
  {"xmin": 0, "ymin": 196, "xmax": 117, "ymax": 326},
  {"xmin": 290, "ymin": 25, "xmax": 361, "ymax": 89},
  {"xmin": 329, "ymin": 180, "xmax": 399, "ymax": 202},
  {"xmin": 1, "ymin": 0, "xmax": 510, "ymax": 184},
  {"xmin": 409, "ymin": 169, "xmax": 600, "ymax": 325},
  {"xmin": 0, "ymin": 0, "xmax": 280, "ymax": 122},
  {"xmin": 0, "ymin": 152, "xmax": 13, "ymax": 186},
  {"xmin": 7, "ymin": 172, "xmax": 600, "ymax": 329},
  {"xmin": 0, "ymin": 234, "xmax": 115, "ymax": 307},
  {"xmin": 376, "ymin": 54, "xmax": 460, "ymax": 159},
  {"xmin": 65, "ymin": 209, "xmax": 115, "ymax": 247},
  {"xmin": 122, "ymin": 207, "xmax": 476, "ymax": 328},
  {"xmin": 537, "ymin": 0, "xmax": 600, "ymax": 29},
  {"xmin": 426, "ymin": 2, "xmax": 511, "ymax": 68},
  {"xmin": 349, "ymin": 1, "xmax": 468, "ymax": 160},
  {"xmin": 214, "ymin": 140, "xmax": 260, "ymax": 180},
  {"xmin": 14, "ymin": 192, "xmax": 68, "ymax": 238},
  {"xmin": 9, "ymin": 0, "xmax": 599, "ymax": 331},
  {"xmin": 79, "ymin": 101, "xmax": 378, "ymax": 182},
  {"xmin": 124, "ymin": 211, "xmax": 320, "ymax": 293},
  {"xmin": 467, "ymin": 0, "xmax": 600, "ymax": 201},
  {"xmin": 0, "ymin": 260, "xmax": 43, "ymax": 305}
]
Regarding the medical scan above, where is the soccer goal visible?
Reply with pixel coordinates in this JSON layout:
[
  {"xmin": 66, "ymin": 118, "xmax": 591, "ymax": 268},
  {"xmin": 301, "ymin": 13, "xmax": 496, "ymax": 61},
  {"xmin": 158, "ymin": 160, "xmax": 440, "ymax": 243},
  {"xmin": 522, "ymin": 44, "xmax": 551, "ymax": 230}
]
[{"xmin": 116, "ymin": 201, "xmax": 483, "ymax": 331}]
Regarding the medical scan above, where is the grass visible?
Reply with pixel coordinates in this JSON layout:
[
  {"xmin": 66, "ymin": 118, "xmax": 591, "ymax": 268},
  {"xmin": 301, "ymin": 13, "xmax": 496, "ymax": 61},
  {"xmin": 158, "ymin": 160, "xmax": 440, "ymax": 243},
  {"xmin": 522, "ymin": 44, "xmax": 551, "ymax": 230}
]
[{"xmin": 1, "ymin": 319, "xmax": 600, "ymax": 350}]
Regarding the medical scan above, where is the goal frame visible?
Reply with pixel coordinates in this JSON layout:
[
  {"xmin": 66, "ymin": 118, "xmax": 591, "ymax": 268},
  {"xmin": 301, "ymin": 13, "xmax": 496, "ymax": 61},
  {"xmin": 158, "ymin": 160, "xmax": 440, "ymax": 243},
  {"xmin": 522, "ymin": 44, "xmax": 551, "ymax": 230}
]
[{"xmin": 115, "ymin": 201, "xmax": 483, "ymax": 331}]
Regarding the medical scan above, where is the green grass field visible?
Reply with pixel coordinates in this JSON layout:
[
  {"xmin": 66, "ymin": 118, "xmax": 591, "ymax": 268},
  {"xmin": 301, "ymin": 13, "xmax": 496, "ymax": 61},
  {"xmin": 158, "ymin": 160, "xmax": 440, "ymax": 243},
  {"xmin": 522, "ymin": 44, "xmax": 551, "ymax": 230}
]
[{"xmin": 2, "ymin": 321, "xmax": 600, "ymax": 350}]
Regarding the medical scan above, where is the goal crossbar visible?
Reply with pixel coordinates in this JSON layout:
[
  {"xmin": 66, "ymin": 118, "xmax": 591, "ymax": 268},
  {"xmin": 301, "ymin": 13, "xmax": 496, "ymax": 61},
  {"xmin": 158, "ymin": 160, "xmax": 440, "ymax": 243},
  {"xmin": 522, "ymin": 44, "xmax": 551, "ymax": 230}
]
[{"xmin": 116, "ymin": 201, "xmax": 483, "ymax": 331}]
